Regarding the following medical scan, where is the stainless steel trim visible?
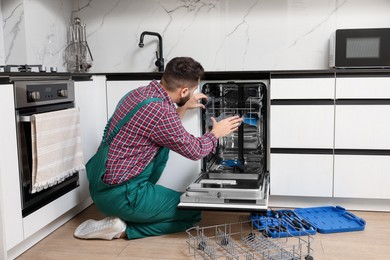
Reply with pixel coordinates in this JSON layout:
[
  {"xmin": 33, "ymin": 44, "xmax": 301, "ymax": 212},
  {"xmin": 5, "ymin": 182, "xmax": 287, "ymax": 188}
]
[
  {"xmin": 18, "ymin": 115, "xmax": 32, "ymax": 122},
  {"xmin": 207, "ymin": 173, "xmax": 260, "ymax": 180},
  {"xmin": 10, "ymin": 75, "xmax": 71, "ymax": 82},
  {"xmin": 177, "ymin": 201, "xmax": 268, "ymax": 210},
  {"xmin": 199, "ymin": 179, "xmax": 237, "ymax": 185}
]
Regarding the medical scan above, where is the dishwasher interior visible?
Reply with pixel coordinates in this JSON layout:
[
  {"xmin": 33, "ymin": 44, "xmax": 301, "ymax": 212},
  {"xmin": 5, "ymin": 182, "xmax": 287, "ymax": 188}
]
[{"xmin": 178, "ymin": 80, "xmax": 269, "ymax": 211}]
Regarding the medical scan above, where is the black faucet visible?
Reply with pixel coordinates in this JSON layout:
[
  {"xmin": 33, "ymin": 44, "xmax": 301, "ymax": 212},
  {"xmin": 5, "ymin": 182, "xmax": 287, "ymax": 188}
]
[{"xmin": 139, "ymin": 31, "xmax": 164, "ymax": 72}]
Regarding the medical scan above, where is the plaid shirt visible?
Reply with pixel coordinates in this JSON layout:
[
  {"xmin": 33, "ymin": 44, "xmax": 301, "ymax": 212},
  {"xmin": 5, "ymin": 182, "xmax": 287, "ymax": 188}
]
[{"xmin": 102, "ymin": 80, "xmax": 217, "ymax": 185}]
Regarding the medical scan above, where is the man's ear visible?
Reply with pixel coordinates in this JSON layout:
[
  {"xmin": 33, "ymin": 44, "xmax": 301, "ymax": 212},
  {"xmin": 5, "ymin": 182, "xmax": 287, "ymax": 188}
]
[{"xmin": 180, "ymin": 87, "xmax": 189, "ymax": 97}]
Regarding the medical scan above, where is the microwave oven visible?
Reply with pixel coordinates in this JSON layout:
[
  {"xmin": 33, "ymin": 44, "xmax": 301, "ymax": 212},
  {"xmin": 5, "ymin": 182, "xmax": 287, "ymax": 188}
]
[{"xmin": 329, "ymin": 28, "xmax": 390, "ymax": 68}]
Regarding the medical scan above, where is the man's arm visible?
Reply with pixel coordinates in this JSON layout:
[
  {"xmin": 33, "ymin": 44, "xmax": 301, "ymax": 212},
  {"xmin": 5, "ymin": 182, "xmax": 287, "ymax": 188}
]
[{"xmin": 152, "ymin": 103, "xmax": 242, "ymax": 161}]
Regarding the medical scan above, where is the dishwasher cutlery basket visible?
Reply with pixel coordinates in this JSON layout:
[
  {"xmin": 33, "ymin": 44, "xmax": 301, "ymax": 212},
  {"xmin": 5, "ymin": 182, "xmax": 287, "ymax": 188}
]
[{"xmin": 186, "ymin": 219, "xmax": 314, "ymax": 260}]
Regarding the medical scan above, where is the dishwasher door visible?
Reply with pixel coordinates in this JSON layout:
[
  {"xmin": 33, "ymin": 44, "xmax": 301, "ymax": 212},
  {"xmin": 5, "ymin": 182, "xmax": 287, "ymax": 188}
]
[{"xmin": 178, "ymin": 80, "xmax": 269, "ymax": 211}]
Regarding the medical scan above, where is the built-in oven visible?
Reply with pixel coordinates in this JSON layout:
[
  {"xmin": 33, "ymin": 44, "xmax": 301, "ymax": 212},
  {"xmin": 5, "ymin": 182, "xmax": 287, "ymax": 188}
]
[{"xmin": 13, "ymin": 76, "xmax": 80, "ymax": 217}]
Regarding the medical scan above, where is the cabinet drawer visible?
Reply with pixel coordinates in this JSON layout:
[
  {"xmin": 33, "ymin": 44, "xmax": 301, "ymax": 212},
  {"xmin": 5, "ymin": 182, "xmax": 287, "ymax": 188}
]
[
  {"xmin": 271, "ymin": 78, "xmax": 335, "ymax": 99},
  {"xmin": 335, "ymin": 105, "xmax": 390, "ymax": 149},
  {"xmin": 270, "ymin": 153, "xmax": 333, "ymax": 197},
  {"xmin": 336, "ymin": 77, "xmax": 390, "ymax": 99},
  {"xmin": 334, "ymin": 154, "xmax": 390, "ymax": 199},
  {"xmin": 270, "ymin": 105, "xmax": 334, "ymax": 148}
]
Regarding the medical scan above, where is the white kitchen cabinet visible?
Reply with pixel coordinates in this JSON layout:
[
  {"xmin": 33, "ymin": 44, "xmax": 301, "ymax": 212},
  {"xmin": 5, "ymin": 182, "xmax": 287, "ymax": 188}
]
[
  {"xmin": 269, "ymin": 76, "xmax": 335, "ymax": 198},
  {"xmin": 270, "ymin": 77, "xmax": 335, "ymax": 99},
  {"xmin": 74, "ymin": 77, "xmax": 108, "ymax": 204},
  {"xmin": 0, "ymin": 84, "xmax": 24, "ymax": 251},
  {"xmin": 336, "ymin": 77, "xmax": 390, "ymax": 99},
  {"xmin": 106, "ymin": 80, "xmax": 201, "ymax": 192},
  {"xmin": 0, "ymin": 78, "xmax": 104, "ymax": 259},
  {"xmin": 16, "ymin": 75, "xmax": 110, "ymax": 238},
  {"xmin": 270, "ymin": 153, "xmax": 333, "ymax": 197},
  {"xmin": 270, "ymin": 105, "xmax": 334, "ymax": 148},
  {"xmin": 332, "ymin": 76, "xmax": 390, "ymax": 202},
  {"xmin": 106, "ymin": 80, "xmax": 151, "ymax": 118},
  {"xmin": 75, "ymin": 76, "xmax": 108, "ymax": 161},
  {"xmin": 335, "ymin": 105, "xmax": 390, "ymax": 149},
  {"xmin": 11, "ymin": 77, "xmax": 105, "ymax": 248},
  {"xmin": 0, "ymin": 187, "xmax": 6, "ymax": 260},
  {"xmin": 334, "ymin": 154, "xmax": 390, "ymax": 199}
]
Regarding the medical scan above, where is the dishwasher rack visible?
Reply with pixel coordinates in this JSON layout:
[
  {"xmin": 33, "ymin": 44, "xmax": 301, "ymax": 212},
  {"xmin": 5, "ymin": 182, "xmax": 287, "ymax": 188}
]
[{"xmin": 186, "ymin": 218, "xmax": 314, "ymax": 260}]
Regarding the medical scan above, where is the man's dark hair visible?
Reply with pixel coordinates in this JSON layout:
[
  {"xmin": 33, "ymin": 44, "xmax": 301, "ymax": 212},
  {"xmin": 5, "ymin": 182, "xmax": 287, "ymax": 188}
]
[{"xmin": 161, "ymin": 57, "xmax": 204, "ymax": 91}]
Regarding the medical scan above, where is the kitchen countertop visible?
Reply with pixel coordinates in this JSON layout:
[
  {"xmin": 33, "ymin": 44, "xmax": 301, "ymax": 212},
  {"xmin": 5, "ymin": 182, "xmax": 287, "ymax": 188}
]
[
  {"xmin": 83, "ymin": 68, "xmax": 390, "ymax": 81},
  {"xmin": 1, "ymin": 68, "xmax": 390, "ymax": 84},
  {"xmin": 102, "ymin": 68, "xmax": 390, "ymax": 81},
  {"xmin": 0, "ymin": 72, "xmax": 92, "ymax": 84}
]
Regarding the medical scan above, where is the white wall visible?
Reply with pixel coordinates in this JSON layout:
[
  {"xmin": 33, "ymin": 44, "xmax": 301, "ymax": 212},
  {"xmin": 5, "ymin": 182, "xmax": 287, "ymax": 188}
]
[
  {"xmin": 24, "ymin": 0, "xmax": 72, "ymax": 71},
  {"xmin": 1, "ymin": 0, "xmax": 390, "ymax": 72},
  {"xmin": 0, "ymin": 161, "xmax": 7, "ymax": 260},
  {"xmin": 1, "ymin": 0, "xmax": 26, "ymax": 65},
  {"xmin": 1, "ymin": 0, "xmax": 71, "ymax": 71},
  {"xmin": 0, "ymin": 1, "xmax": 5, "ymax": 65},
  {"xmin": 72, "ymin": 0, "xmax": 390, "ymax": 72}
]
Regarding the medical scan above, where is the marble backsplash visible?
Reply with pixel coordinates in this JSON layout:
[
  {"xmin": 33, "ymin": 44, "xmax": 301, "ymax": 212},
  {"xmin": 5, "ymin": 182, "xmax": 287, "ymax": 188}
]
[
  {"xmin": 1, "ymin": 0, "xmax": 71, "ymax": 71},
  {"xmin": 1, "ymin": 0, "xmax": 390, "ymax": 72}
]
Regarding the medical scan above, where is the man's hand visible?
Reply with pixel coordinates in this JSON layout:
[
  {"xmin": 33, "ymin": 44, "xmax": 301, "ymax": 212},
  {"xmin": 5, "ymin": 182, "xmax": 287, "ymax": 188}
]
[
  {"xmin": 177, "ymin": 93, "xmax": 207, "ymax": 119},
  {"xmin": 210, "ymin": 116, "xmax": 243, "ymax": 138},
  {"xmin": 183, "ymin": 93, "xmax": 208, "ymax": 110}
]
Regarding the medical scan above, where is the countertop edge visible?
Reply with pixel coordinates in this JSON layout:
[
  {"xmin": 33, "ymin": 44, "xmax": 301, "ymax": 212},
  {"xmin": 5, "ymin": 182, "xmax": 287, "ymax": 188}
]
[
  {"xmin": 1, "ymin": 68, "xmax": 390, "ymax": 84},
  {"xmin": 102, "ymin": 69, "xmax": 390, "ymax": 81}
]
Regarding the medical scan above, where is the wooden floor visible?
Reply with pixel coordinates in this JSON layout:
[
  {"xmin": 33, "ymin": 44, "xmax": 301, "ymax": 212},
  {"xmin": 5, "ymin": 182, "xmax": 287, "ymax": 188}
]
[{"xmin": 17, "ymin": 204, "xmax": 390, "ymax": 260}]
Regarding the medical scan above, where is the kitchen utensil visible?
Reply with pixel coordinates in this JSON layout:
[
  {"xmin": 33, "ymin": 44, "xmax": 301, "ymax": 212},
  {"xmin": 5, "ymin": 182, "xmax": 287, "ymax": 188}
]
[{"xmin": 64, "ymin": 17, "xmax": 93, "ymax": 73}]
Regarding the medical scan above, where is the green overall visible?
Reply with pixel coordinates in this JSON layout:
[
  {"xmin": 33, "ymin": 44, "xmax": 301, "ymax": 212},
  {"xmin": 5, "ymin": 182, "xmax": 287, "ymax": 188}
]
[{"xmin": 88, "ymin": 98, "xmax": 201, "ymax": 239}]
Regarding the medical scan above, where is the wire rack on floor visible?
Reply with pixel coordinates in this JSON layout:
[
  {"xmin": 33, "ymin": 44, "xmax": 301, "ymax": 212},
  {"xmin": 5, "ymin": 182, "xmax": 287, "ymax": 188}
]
[{"xmin": 186, "ymin": 218, "xmax": 314, "ymax": 260}]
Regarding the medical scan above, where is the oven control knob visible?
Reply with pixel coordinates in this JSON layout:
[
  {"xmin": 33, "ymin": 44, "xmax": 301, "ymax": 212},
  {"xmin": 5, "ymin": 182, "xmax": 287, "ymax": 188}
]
[
  {"xmin": 28, "ymin": 91, "xmax": 40, "ymax": 101},
  {"xmin": 58, "ymin": 89, "xmax": 68, "ymax": 97}
]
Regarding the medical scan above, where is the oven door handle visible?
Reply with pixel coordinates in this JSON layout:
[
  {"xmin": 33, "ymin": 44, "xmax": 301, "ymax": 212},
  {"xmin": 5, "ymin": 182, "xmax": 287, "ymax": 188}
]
[{"xmin": 18, "ymin": 115, "xmax": 32, "ymax": 122}]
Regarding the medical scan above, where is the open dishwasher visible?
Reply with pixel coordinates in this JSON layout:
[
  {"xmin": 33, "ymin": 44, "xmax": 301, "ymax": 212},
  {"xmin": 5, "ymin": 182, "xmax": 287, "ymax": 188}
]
[{"xmin": 178, "ymin": 80, "xmax": 269, "ymax": 211}]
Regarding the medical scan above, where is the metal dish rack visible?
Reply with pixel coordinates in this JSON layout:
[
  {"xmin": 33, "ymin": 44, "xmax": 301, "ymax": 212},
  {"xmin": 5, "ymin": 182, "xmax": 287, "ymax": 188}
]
[{"xmin": 186, "ymin": 218, "xmax": 314, "ymax": 260}]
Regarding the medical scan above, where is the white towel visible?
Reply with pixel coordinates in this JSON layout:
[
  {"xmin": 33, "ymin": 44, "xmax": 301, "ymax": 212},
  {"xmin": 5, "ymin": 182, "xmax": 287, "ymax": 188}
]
[{"xmin": 30, "ymin": 108, "xmax": 85, "ymax": 193}]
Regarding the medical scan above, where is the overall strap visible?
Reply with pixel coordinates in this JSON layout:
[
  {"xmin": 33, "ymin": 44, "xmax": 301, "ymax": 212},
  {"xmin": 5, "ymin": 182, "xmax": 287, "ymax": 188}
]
[
  {"xmin": 101, "ymin": 91, "xmax": 131, "ymax": 144},
  {"xmin": 105, "ymin": 97, "xmax": 161, "ymax": 144}
]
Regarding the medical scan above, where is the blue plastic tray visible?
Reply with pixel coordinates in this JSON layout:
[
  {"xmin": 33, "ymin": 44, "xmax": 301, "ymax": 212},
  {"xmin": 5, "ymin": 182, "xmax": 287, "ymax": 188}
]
[{"xmin": 294, "ymin": 206, "xmax": 366, "ymax": 234}]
